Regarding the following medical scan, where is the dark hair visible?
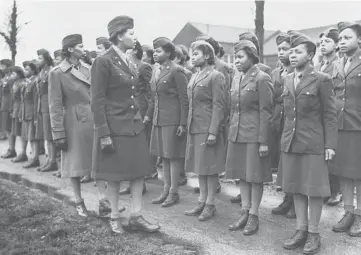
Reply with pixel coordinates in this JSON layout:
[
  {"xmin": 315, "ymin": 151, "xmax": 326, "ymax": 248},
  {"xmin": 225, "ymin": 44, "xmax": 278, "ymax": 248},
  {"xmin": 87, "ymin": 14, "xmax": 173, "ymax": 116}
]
[
  {"xmin": 13, "ymin": 69, "xmax": 25, "ymax": 79},
  {"xmin": 134, "ymin": 41, "xmax": 143, "ymax": 60},
  {"xmin": 103, "ymin": 40, "xmax": 112, "ymax": 50},
  {"xmin": 81, "ymin": 51, "xmax": 93, "ymax": 65},
  {"xmin": 0, "ymin": 70, "xmax": 4, "ymax": 78},
  {"xmin": 194, "ymin": 44, "xmax": 215, "ymax": 65},
  {"xmin": 219, "ymin": 45, "xmax": 225, "ymax": 58},
  {"xmin": 174, "ymin": 47, "xmax": 185, "ymax": 65},
  {"xmin": 109, "ymin": 28, "xmax": 128, "ymax": 45},
  {"xmin": 145, "ymin": 49, "xmax": 155, "ymax": 64},
  {"xmin": 25, "ymin": 63, "xmax": 39, "ymax": 76},
  {"xmin": 204, "ymin": 37, "xmax": 220, "ymax": 56},
  {"xmin": 39, "ymin": 51, "xmax": 54, "ymax": 66},
  {"xmin": 243, "ymin": 46, "xmax": 260, "ymax": 64},
  {"xmin": 302, "ymin": 42, "xmax": 317, "ymax": 59},
  {"xmin": 161, "ymin": 42, "xmax": 176, "ymax": 61}
]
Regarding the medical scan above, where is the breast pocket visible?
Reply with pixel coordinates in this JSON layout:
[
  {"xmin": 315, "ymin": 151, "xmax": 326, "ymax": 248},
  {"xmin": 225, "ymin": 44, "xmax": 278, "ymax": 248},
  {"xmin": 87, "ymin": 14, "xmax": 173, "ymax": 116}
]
[
  {"xmin": 240, "ymin": 85, "xmax": 258, "ymax": 106},
  {"xmin": 298, "ymin": 90, "xmax": 319, "ymax": 112}
]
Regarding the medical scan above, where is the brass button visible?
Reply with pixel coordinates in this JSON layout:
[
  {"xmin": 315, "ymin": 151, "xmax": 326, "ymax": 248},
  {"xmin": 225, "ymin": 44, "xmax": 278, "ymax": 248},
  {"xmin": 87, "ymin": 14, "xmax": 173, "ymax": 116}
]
[
  {"xmin": 131, "ymin": 105, "xmax": 134, "ymax": 109},
  {"xmin": 131, "ymin": 95, "xmax": 134, "ymax": 99}
]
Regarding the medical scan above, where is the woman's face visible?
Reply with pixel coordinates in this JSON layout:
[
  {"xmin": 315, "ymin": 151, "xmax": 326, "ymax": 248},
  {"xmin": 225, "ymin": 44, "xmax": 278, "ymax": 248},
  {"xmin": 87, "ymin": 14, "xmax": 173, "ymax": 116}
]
[
  {"xmin": 277, "ymin": 41, "xmax": 291, "ymax": 65},
  {"xmin": 234, "ymin": 50, "xmax": 253, "ymax": 73},
  {"xmin": 118, "ymin": 29, "xmax": 136, "ymax": 50},
  {"xmin": 54, "ymin": 56, "xmax": 63, "ymax": 66},
  {"xmin": 153, "ymin": 47, "xmax": 170, "ymax": 64},
  {"xmin": 24, "ymin": 66, "xmax": 33, "ymax": 77},
  {"xmin": 289, "ymin": 44, "xmax": 312, "ymax": 68},
  {"xmin": 320, "ymin": 36, "xmax": 337, "ymax": 56},
  {"xmin": 70, "ymin": 43, "xmax": 85, "ymax": 59},
  {"xmin": 10, "ymin": 71, "xmax": 18, "ymax": 80},
  {"xmin": 338, "ymin": 28, "xmax": 360, "ymax": 54},
  {"xmin": 37, "ymin": 54, "xmax": 45, "ymax": 67},
  {"xmin": 191, "ymin": 49, "xmax": 207, "ymax": 68},
  {"xmin": 96, "ymin": 44, "xmax": 106, "ymax": 55}
]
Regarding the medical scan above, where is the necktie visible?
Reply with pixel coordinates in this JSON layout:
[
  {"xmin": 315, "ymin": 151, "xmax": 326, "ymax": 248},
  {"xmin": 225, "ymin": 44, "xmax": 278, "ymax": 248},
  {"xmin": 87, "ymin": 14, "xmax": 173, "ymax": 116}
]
[
  {"xmin": 154, "ymin": 66, "xmax": 162, "ymax": 80},
  {"xmin": 320, "ymin": 61, "xmax": 328, "ymax": 72},
  {"xmin": 344, "ymin": 58, "xmax": 352, "ymax": 73},
  {"xmin": 294, "ymin": 73, "xmax": 302, "ymax": 89}
]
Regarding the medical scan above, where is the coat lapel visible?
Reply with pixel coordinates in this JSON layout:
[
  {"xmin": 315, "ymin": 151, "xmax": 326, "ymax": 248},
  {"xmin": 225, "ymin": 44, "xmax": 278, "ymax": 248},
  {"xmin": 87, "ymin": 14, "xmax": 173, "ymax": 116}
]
[
  {"xmin": 59, "ymin": 59, "xmax": 90, "ymax": 85},
  {"xmin": 232, "ymin": 70, "xmax": 243, "ymax": 92},
  {"xmin": 156, "ymin": 62, "xmax": 172, "ymax": 84},
  {"xmin": 240, "ymin": 65, "xmax": 259, "ymax": 88},
  {"xmin": 193, "ymin": 66, "xmax": 213, "ymax": 89},
  {"xmin": 345, "ymin": 50, "xmax": 361, "ymax": 77},
  {"xmin": 295, "ymin": 66, "xmax": 317, "ymax": 95},
  {"xmin": 110, "ymin": 47, "xmax": 133, "ymax": 75}
]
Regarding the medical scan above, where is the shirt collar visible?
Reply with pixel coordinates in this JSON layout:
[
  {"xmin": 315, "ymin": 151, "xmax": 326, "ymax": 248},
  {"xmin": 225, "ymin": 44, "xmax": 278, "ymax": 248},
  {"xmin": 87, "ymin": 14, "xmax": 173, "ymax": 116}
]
[{"xmin": 112, "ymin": 45, "xmax": 129, "ymax": 64}]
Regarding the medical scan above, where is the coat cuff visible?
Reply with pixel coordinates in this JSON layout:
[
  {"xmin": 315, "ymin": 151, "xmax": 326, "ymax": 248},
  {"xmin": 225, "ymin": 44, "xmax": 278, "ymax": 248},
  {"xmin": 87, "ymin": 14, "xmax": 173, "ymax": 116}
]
[
  {"xmin": 95, "ymin": 124, "xmax": 110, "ymax": 139},
  {"xmin": 52, "ymin": 131, "xmax": 66, "ymax": 140},
  {"xmin": 208, "ymin": 127, "xmax": 218, "ymax": 136}
]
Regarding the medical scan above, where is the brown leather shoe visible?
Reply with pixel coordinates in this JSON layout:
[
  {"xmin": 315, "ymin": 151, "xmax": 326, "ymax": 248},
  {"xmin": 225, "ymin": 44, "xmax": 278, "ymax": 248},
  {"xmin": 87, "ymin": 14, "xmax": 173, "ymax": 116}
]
[
  {"xmin": 333, "ymin": 212, "xmax": 355, "ymax": 232},
  {"xmin": 161, "ymin": 192, "xmax": 179, "ymax": 207},
  {"xmin": 39, "ymin": 162, "xmax": 58, "ymax": 172},
  {"xmin": 125, "ymin": 215, "xmax": 160, "ymax": 233},
  {"xmin": 185, "ymin": 202, "xmax": 206, "ymax": 216},
  {"xmin": 349, "ymin": 215, "xmax": 361, "ymax": 237},
  {"xmin": 12, "ymin": 154, "xmax": 27, "ymax": 163},
  {"xmin": 283, "ymin": 230, "xmax": 308, "ymax": 250},
  {"xmin": 243, "ymin": 214, "xmax": 259, "ymax": 236},
  {"xmin": 1, "ymin": 149, "xmax": 16, "ymax": 159},
  {"xmin": 286, "ymin": 204, "xmax": 296, "ymax": 219},
  {"xmin": 23, "ymin": 159, "xmax": 40, "ymax": 168},
  {"xmin": 303, "ymin": 233, "xmax": 321, "ymax": 255},
  {"xmin": 198, "ymin": 204, "xmax": 216, "ymax": 221},
  {"xmin": 230, "ymin": 194, "xmax": 242, "ymax": 204},
  {"xmin": 272, "ymin": 194, "xmax": 293, "ymax": 215},
  {"xmin": 152, "ymin": 190, "xmax": 169, "ymax": 204},
  {"xmin": 229, "ymin": 209, "xmax": 249, "ymax": 231}
]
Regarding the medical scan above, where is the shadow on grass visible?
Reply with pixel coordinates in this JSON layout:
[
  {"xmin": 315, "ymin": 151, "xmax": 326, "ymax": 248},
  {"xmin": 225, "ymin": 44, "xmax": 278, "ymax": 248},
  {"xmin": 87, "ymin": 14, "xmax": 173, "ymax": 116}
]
[{"xmin": 0, "ymin": 179, "xmax": 201, "ymax": 255}]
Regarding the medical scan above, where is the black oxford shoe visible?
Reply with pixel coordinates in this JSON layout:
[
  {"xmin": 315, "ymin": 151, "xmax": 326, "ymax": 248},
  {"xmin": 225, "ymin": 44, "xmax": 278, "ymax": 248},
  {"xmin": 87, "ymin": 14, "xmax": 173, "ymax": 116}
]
[
  {"xmin": 229, "ymin": 209, "xmax": 249, "ymax": 231},
  {"xmin": 303, "ymin": 233, "xmax": 321, "ymax": 255},
  {"xmin": 332, "ymin": 212, "xmax": 355, "ymax": 232},
  {"xmin": 283, "ymin": 230, "xmax": 308, "ymax": 250}
]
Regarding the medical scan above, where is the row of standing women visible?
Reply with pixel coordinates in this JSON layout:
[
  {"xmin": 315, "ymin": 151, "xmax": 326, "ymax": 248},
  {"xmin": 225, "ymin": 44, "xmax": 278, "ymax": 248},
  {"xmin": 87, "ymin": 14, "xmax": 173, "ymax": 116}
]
[{"xmin": 1, "ymin": 14, "xmax": 361, "ymax": 255}]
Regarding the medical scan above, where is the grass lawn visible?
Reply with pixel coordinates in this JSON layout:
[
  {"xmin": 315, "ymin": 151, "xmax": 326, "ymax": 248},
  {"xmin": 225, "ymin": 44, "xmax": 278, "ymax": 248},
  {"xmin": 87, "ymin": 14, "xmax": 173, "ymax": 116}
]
[{"xmin": 0, "ymin": 179, "xmax": 199, "ymax": 255}]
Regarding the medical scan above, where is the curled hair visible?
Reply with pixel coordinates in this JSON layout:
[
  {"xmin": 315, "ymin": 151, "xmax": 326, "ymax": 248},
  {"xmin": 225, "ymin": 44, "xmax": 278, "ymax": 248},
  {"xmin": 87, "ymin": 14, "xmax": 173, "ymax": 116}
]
[
  {"xmin": 203, "ymin": 37, "xmax": 220, "ymax": 56},
  {"xmin": 161, "ymin": 42, "xmax": 176, "ymax": 61},
  {"xmin": 39, "ymin": 51, "xmax": 54, "ymax": 66},
  {"xmin": 134, "ymin": 41, "xmax": 143, "ymax": 60},
  {"xmin": 193, "ymin": 44, "xmax": 215, "ymax": 65},
  {"xmin": 219, "ymin": 45, "xmax": 225, "ymax": 58},
  {"xmin": 109, "ymin": 28, "xmax": 128, "ymax": 45},
  {"xmin": 103, "ymin": 40, "xmax": 112, "ymax": 50},
  {"xmin": 174, "ymin": 46, "xmax": 185, "ymax": 65},
  {"xmin": 242, "ymin": 46, "xmax": 260, "ymax": 64},
  {"xmin": 145, "ymin": 49, "xmax": 155, "ymax": 64}
]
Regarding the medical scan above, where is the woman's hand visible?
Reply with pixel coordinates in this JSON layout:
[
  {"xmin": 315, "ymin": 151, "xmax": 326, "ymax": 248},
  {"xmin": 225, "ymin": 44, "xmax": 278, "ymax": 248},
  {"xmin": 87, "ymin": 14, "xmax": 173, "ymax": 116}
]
[
  {"xmin": 100, "ymin": 136, "xmax": 114, "ymax": 154},
  {"xmin": 143, "ymin": 116, "xmax": 150, "ymax": 125},
  {"xmin": 259, "ymin": 144, "xmax": 269, "ymax": 157},
  {"xmin": 206, "ymin": 134, "xmax": 217, "ymax": 146},
  {"xmin": 325, "ymin": 149, "xmax": 335, "ymax": 161},
  {"xmin": 176, "ymin": 125, "xmax": 186, "ymax": 137}
]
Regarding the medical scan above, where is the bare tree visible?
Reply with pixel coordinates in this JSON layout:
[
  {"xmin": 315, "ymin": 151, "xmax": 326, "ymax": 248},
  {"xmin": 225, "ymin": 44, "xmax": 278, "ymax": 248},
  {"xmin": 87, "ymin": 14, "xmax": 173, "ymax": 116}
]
[
  {"xmin": 255, "ymin": 0, "xmax": 265, "ymax": 63},
  {"xmin": 0, "ymin": 0, "xmax": 19, "ymax": 63}
]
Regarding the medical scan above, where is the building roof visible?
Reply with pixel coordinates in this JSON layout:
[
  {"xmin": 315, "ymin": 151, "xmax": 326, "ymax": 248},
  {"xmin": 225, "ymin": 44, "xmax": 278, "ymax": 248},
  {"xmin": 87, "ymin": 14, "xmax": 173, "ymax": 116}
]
[{"xmin": 187, "ymin": 22, "xmax": 279, "ymax": 44}]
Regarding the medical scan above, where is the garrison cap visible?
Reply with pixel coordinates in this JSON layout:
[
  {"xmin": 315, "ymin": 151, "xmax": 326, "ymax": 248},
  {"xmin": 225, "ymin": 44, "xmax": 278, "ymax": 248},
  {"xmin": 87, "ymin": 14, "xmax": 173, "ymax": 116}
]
[
  {"xmin": 233, "ymin": 40, "xmax": 259, "ymax": 62},
  {"xmin": 191, "ymin": 40, "xmax": 215, "ymax": 54},
  {"xmin": 153, "ymin": 37, "xmax": 173, "ymax": 49},
  {"xmin": 337, "ymin": 21, "xmax": 361, "ymax": 36},
  {"xmin": 62, "ymin": 34, "xmax": 83, "ymax": 48},
  {"xmin": 276, "ymin": 33, "xmax": 291, "ymax": 45},
  {"xmin": 37, "ymin": 48, "xmax": 49, "ymax": 56},
  {"xmin": 0, "ymin": 59, "xmax": 14, "ymax": 67},
  {"xmin": 238, "ymin": 32, "xmax": 260, "ymax": 54},
  {"xmin": 108, "ymin": 16, "xmax": 134, "ymax": 39},
  {"xmin": 96, "ymin": 37, "xmax": 110, "ymax": 45},
  {"xmin": 54, "ymin": 49, "xmax": 63, "ymax": 58},
  {"xmin": 320, "ymin": 27, "xmax": 339, "ymax": 43},
  {"xmin": 290, "ymin": 33, "xmax": 316, "ymax": 50}
]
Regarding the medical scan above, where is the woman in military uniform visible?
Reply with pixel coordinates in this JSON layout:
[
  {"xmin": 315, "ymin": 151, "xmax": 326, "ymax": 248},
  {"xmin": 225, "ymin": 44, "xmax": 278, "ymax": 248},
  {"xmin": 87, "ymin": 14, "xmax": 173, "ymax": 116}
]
[
  {"xmin": 96, "ymin": 37, "xmax": 112, "ymax": 55},
  {"xmin": 9, "ymin": 66, "xmax": 27, "ymax": 163},
  {"xmin": 316, "ymin": 28, "xmax": 342, "ymax": 207},
  {"xmin": 21, "ymin": 61, "xmax": 40, "ymax": 168},
  {"xmin": 145, "ymin": 37, "xmax": 188, "ymax": 208},
  {"xmin": 225, "ymin": 40, "xmax": 273, "ymax": 236},
  {"xmin": 91, "ymin": 16, "xmax": 160, "ymax": 234},
  {"xmin": 37, "ymin": 49, "xmax": 58, "ymax": 172},
  {"xmin": 53, "ymin": 49, "xmax": 64, "ymax": 67},
  {"xmin": 0, "ymin": 59, "xmax": 16, "ymax": 159},
  {"xmin": 330, "ymin": 22, "xmax": 361, "ymax": 237},
  {"xmin": 49, "ymin": 34, "xmax": 94, "ymax": 217},
  {"xmin": 184, "ymin": 40, "xmax": 226, "ymax": 221},
  {"xmin": 271, "ymin": 32, "xmax": 296, "ymax": 219},
  {"xmin": 279, "ymin": 34, "xmax": 337, "ymax": 254}
]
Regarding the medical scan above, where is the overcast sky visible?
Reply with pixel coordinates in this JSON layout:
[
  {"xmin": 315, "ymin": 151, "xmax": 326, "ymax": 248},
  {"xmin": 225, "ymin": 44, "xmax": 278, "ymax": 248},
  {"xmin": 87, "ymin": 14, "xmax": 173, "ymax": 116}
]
[{"xmin": 1, "ymin": 0, "xmax": 360, "ymax": 64}]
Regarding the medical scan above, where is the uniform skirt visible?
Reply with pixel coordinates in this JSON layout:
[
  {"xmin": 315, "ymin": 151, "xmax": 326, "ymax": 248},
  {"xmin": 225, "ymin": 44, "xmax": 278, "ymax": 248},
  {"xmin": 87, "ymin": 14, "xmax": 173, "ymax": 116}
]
[
  {"xmin": 42, "ymin": 112, "xmax": 53, "ymax": 141},
  {"xmin": 150, "ymin": 125, "xmax": 186, "ymax": 159},
  {"xmin": 225, "ymin": 142, "xmax": 272, "ymax": 183},
  {"xmin": 35, "ymin": 114, "xmax": 44, "ymax": 140},
  {"xmin": 329, "ymin": 130, "xmax": 361, "ymax": 180},
  {"xmin": 185, "ymin": 133, "xmax": 225, "ymax": 175},
  {"xmin": 21, "ymin": 120, "xmax": 36, "ymax": 141},
  {"xmin": 280, "ymin": 152, "xmax": 330, "ymax": 197},
  {"xmin": 92, "ymin": 131, "xmax": 152, "ymax": 181},
  {"xmin": 11, "ymin": 118, "xmax": 21, "ymax": 136},
  {"xmin": 0, "ymin": 111, "xmax": 11, "ymax": 132}
]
